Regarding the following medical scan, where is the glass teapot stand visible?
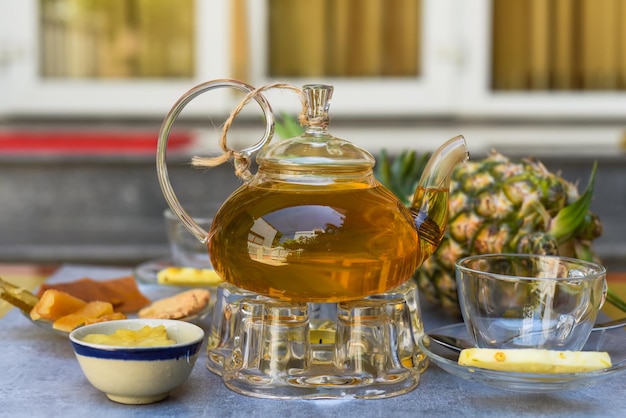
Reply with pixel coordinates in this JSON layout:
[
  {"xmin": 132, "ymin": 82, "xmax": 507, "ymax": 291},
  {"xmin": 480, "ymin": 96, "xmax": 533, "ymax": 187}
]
[{"xmin": 206, "ymin": 280, "xmax": 429, "ymax": 399}]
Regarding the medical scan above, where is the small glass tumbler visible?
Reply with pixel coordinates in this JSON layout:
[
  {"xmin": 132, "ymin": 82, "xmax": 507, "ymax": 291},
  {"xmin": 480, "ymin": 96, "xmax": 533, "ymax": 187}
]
[
  {"xmin": 456, "ymin": 253, "xmax": 607, "ymax": 350},
  {"xmin": 164, "ymin": 205, "xmax": 216, "ymax": 269}
]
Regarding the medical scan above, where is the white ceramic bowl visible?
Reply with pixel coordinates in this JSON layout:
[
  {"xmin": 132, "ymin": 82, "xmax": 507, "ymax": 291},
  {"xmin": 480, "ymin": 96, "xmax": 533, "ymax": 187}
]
[{"xmin": 69, "ymin": 319, "xmax": 205, "ymax": 404}]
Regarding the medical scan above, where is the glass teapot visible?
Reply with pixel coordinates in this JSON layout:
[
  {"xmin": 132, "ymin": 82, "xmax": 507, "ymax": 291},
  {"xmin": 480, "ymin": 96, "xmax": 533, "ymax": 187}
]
[{"xmin": 156, "ymin": 80, "xmax": 468, "ymax": 303}]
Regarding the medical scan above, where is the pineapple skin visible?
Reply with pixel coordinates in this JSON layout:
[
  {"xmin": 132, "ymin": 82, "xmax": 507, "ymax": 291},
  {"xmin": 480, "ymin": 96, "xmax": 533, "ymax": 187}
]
[
  {"xmin": 458, "ymin": 348, "xmax": 612, "ymax": 373},
  {"xmin": 408, "ymin": 151, "xmax": 602, "ymax": 316}
]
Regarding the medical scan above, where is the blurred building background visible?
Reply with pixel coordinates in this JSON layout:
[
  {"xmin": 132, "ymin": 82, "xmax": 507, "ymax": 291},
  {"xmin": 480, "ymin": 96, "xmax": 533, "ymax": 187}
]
[{"xmin": 0, "ymin": 0, "xmax": 625, "ymax": 270}]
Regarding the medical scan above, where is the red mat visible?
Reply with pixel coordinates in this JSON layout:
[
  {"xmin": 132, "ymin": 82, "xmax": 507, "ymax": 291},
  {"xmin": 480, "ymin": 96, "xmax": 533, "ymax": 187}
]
[{"xmin": 0, "ymin": 130, "xmax": 194, "ymax": 154}]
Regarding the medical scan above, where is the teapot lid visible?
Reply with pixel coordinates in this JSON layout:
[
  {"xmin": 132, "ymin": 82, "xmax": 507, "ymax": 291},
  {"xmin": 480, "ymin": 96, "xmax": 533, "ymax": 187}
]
[{"xmin": 256, "ymin": 85, "xmax": 375, "ymax": 171}]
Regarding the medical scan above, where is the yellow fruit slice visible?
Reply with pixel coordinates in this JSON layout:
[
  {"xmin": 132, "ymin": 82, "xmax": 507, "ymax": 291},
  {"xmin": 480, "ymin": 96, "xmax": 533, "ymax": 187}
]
[
  {"xmin": 30, "ymin": 289, "xmax": 87, "ymax": 322},
  {"xmin": 157, "ymin": 267, "xmax": 223, "ymax": 286},
  {"xmin": 83, "ymin": 312, "xmax": 127, "ymax": 326},
  {"xmin": 52, "ymin": 301, "xmax": 115, "ymax": 332},
  {"xmin": 458, "ymin": 348, "xmax": 612, "ymax": 373}
]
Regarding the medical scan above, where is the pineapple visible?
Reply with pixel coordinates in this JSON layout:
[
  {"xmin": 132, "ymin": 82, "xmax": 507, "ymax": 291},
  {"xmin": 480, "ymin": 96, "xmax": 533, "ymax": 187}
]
[
  {"xmin": 376, "ymin": 149, "xmax": 611, "ymax": 316},
  {"xmin": 457, "ymin": 348, "xmax": 612, "ymax": 373}
]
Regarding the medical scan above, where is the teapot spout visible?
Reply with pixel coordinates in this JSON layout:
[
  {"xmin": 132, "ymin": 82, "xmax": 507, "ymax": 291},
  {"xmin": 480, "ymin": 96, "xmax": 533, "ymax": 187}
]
[{"xmin": 410, "ymin": 135, "xmax": 469, "ymax": 264}]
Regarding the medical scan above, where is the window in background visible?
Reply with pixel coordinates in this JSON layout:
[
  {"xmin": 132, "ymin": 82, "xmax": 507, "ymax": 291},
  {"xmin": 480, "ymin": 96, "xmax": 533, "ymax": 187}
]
[
  {"xmin": 39, "ymin": 0, "xmax": 195, "ymax": 79},
  {"xmin": 492, "ymin": 0, "xmax": 626, "ymax": 91},
  {"xmin": 266, "ymin": 0, "xmax": 421, "ymax": 78}
]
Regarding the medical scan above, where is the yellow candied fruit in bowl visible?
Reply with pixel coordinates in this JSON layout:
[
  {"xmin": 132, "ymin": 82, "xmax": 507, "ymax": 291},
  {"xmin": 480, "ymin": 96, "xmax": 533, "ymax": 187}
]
[{"xmin": 81, "ymin": 325, "xmax": 176, "ymax": 347}]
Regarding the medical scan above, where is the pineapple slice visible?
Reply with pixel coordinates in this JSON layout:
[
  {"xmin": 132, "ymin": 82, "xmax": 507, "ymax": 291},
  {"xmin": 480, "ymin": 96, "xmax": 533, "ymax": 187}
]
[
  {"xmin": 157, "ymin": 267, "xmax": 223, "ymax": 286},
  {"xmin": 458, "ymin": 348, "xmax": 612, "ymax": 373}
]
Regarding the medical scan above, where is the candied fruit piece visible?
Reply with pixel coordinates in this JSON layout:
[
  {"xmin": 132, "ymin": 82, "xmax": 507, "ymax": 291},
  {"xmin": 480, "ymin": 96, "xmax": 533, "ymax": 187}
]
[{"xmin": 30, "ymin": 289, "xmax": 87, "ymax": 322}]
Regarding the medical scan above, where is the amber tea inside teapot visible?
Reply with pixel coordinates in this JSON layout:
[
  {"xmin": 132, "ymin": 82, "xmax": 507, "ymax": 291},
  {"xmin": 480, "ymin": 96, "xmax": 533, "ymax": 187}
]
[{"xmin": 156, "ymin": 80, "xmax": 468, "ymax": 303}]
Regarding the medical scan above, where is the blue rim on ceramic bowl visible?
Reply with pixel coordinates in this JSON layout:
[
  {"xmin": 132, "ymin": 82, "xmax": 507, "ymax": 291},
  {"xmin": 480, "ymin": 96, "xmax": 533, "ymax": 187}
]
[
  {"xmin": 70, "ymin": 340, "xmax": 203, "ymax": 361},
  {"xmin": 69, "ymin": 319, "xmax": 205, "ymax": 357}
]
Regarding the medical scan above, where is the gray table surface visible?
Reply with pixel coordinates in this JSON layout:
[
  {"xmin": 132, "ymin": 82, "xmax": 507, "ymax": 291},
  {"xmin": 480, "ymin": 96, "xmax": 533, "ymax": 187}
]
[{"xmin": 2, "ymin": 264, "xmax": 625, "ymax": 418}]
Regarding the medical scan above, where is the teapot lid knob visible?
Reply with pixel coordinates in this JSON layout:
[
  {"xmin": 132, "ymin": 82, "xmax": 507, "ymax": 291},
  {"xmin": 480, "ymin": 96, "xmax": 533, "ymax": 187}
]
[{"xmin": 302, "ymin": 84, "xmax": 333, "ymax": 131}]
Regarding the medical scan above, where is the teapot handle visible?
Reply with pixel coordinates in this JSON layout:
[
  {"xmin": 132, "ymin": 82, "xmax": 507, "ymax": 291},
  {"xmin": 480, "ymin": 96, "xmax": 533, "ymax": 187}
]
[{"xmin": 156, "ymin": 79, "xmax": 275, "ymax": 244}]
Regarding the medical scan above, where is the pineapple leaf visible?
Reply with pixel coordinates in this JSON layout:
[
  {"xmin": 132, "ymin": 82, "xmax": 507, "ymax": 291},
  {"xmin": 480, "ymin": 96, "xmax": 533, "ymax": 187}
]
[
  {"xmin": 396, "ymin": 149, "xmax": 417, "ymax": 180},
  {"xmin": 274, "ymin": 113, "xmax": 304, "ymax": 139},
  {"xmin": 376, "ymin": 150, "xmax": 410, "ymax": 204},
  {"xmin": 403, "ymin": 152, "xmax": 431, "ymax": 197},
  {"xmin": 391, "ymin": 150, "xmax": 416, "ymax": 199},
  {"xmin": 376, "ymin": 149, "xmax": 393, "ymax": 184},
  {"xmin": 548, "ymin": 161, "xmax": 597, "ymax": 244},
  {"xmin": 375, "ymin": 150, "xmax": 431, "ymax": 205},
  {"xmin": 606, "ymin": 288, "xmax": 626, "ymax": 314}
]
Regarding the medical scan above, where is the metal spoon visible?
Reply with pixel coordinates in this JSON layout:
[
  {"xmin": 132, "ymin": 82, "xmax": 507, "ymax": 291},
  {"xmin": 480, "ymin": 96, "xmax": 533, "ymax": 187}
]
[{"xmin": 428, "ymin": 317, "xmax": 626, "ymax": 353}]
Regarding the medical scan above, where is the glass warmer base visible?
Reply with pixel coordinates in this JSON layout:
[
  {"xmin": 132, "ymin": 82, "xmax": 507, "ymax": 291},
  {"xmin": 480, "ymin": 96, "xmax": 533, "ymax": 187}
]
[{"xmin": 205, "ymin": 280, "xmax": 429, "ymax": 400}]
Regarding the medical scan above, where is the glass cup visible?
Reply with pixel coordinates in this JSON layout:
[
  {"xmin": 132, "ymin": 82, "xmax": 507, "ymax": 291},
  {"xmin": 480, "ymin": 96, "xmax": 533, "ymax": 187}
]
[
  {"xmin": 164, "ymin": 205, "xmax": 217, "ymax": 269},
  {"xmin": 456, "ymin": 254, "xmax": 607, "ymax": 350}
]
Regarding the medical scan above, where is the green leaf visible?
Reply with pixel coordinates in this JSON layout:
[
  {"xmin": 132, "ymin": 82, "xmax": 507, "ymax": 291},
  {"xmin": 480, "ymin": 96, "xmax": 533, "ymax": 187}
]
[
  {"xmin": 398, "ymin": 150, "xmax": 416, "ymax": 179},
  {"xmin": 606, "ymin": 287, "xmax": 626, "ymax": 315},
  {"xmin": 548, "ymin": 161, "xmax": 597, "ymax": 243},
  {"xmin": 376, "ymin": 149, "xmax": 391, "ymax": 182},
  {"xmin": 374, "ymin": 149, "xmax": 432, "ymax": 205},
  {"xmin": 274, "ymin": 113, "xmax": 304, "ymax": 139}
]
